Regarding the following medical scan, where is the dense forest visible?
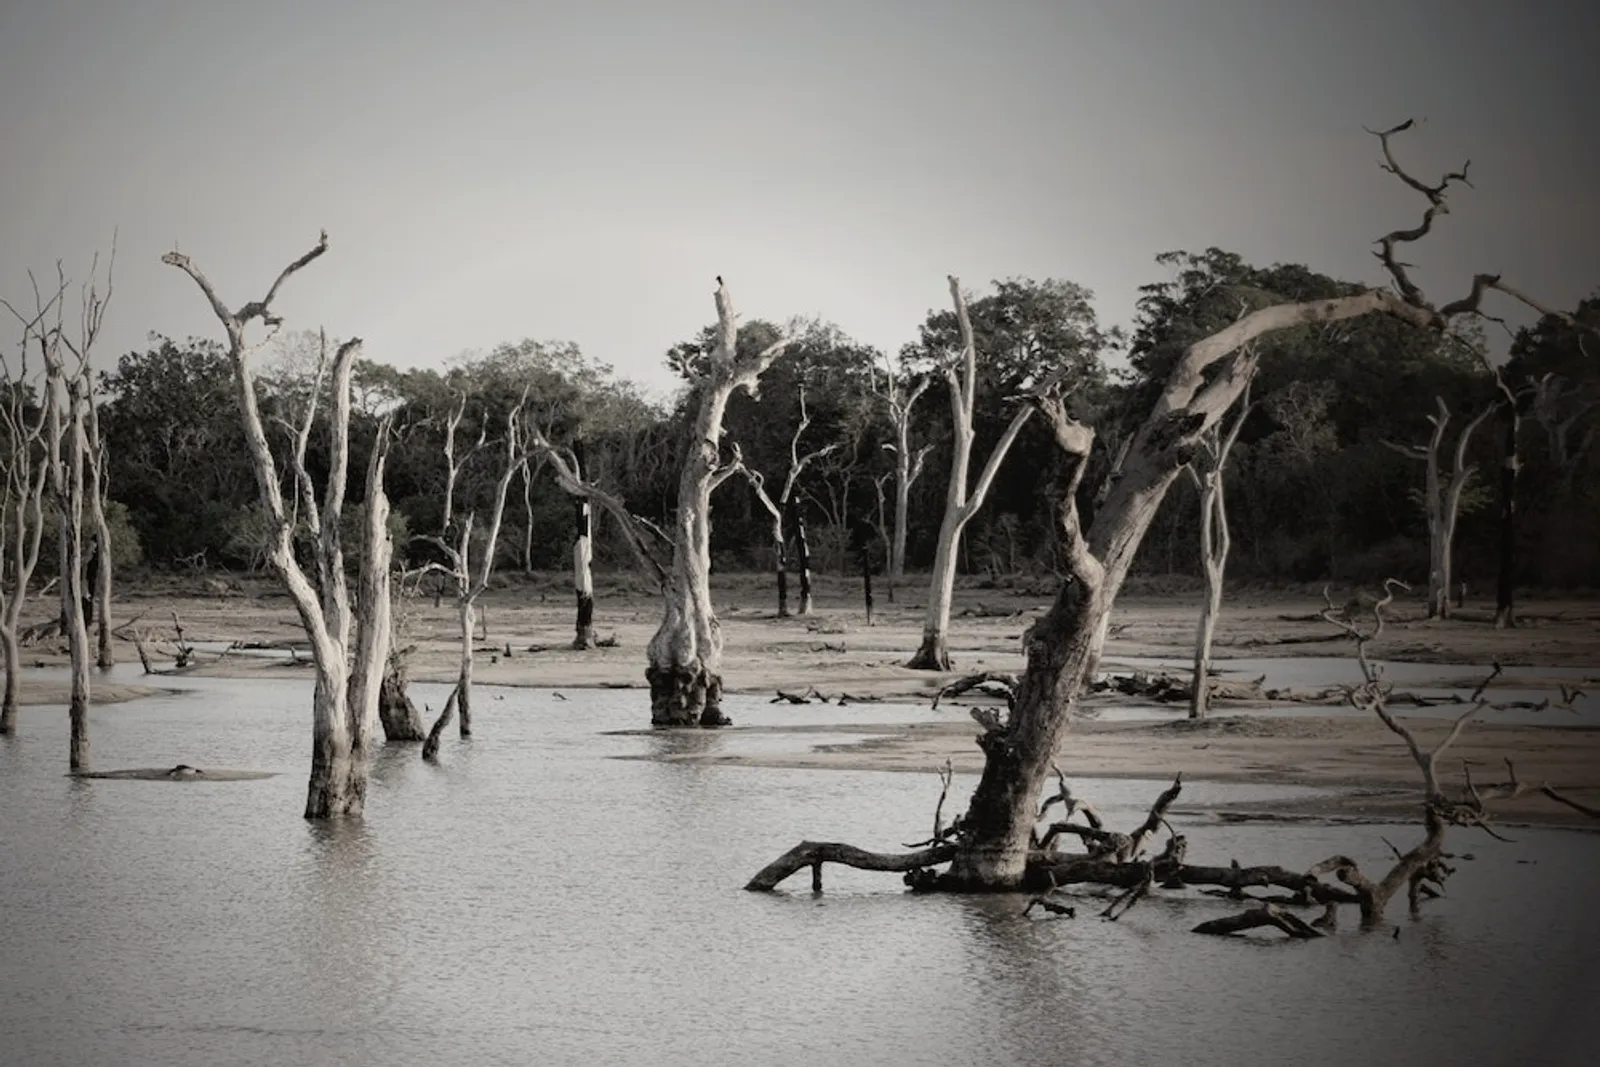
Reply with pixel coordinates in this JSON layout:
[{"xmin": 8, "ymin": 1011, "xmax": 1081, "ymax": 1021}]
[{"xmin": 79, "ymin": 247, "xmax": 1596, "ymax": 595}]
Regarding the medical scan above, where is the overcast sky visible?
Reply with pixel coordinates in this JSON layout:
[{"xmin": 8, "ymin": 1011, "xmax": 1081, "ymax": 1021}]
[{"xmin": 2, "ymin": 0, "xmax": 1595, "ymax": 398}]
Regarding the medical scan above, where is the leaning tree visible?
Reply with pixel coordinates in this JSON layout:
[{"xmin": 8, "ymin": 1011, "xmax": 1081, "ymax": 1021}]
[
  {"xmin": 750, "ymin": 120, "xmax": 1594, "ymax": 895},
  {"xmin": 164, "ymin": 233, "xmax": 397, "ymax": 818}
]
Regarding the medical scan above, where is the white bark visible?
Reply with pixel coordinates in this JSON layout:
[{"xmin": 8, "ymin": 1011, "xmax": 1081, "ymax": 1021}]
[
  {"xmin": 0, "ymin": 327, "xmax": 51, "ymax": 734},
  {"xmin": 1188, "ymin": 379, "xmax": 1254, "ymax": 720},
  {"xmin": 908, "ymin": 276, "xmax": 1036, "ymax": 671},
  {"xmin": 164, "ymin": 233, "xmax": 391, "ymax": 818},
  {"xmin": 643, "ymin": 280, "xmax": 791, "ymax": 725},
  {"xmin": 738, "ymin": 384, "xmax": 836, "ymax": 618},
  {"xmin": 1386, "ymin": 396, "xmax": 1494, "ymax": 619},
  {"xmin": 421, "ymin": 391, "xmax": 529, "ymax": 746},
  {"xmin": 872, "ymin": 354, "xmax": 931, "ymax": 582}
]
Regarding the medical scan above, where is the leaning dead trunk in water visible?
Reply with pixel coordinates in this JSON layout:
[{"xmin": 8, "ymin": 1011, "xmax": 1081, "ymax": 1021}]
[
  {"xmin": 752, "ymin": 118, "xmax": 1591, "ymax": 892},
  {"xmin": 644, "ymin": 279, "xmax": 791, "ymax": 726},
  {"xmin": 165, "ymin": 233, "xmax": 395, "ymax": 818},
  {"xmin": 908, "ymin": 277, "xmax": 1036, "ymax": 672}
]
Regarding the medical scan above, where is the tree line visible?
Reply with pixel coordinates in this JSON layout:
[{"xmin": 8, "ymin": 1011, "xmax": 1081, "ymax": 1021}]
[{"xmin": 81, "ymin": 254, "xmax": 1597, "ymax": 599}]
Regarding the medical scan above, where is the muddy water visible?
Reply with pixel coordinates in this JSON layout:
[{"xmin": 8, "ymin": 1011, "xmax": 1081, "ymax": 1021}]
[{"xmin": 2, "ymin": 675, "xmax": 1598, "ymax": 1067}]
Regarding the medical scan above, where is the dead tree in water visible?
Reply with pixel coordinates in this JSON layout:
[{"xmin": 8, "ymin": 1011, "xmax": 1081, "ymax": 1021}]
[
  {"xmin": 1385, "ymin": 395, "xmax": 1494, "ymax": 619},
  {"xmin": 165, "ymin": 233, "xmax": 397, "ymax": 818},
  {"xmin": 908, "ymin": 278, "xmax": 1041, "ymax": 672},
  {"xmin": 739, "ymin": 383, "xmax": 836, "ymax": 618},
  {"xmin": 1186, "ymin": 375, "xmax": 1254, "ymax": 720},
  {"xmin": 10, "ymin": 260, "xmax": 111, "ymax": 769},
  {"xmin": 750, "ymin": 119, "xmax": 1596, "ymax": 893},
  {"xmin": 417, "ymin": 387, "xmax": 530, "ymax": 748},
  {"xmin": 0, "ymin": 305, "xmax": 52, "ymax": 735},
  {"xmin": 751, "ymin": 583, "xmax": 1599, "ymax": 932},
  {"xmin": 638, "ymin": 281, "xmax": 793, "ymax": 726}
]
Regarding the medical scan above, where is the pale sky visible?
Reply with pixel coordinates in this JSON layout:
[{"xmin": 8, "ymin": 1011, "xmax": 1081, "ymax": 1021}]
[{"xmin": 2, "ymin": 0, "xmax": 1595, "ymax": 399}]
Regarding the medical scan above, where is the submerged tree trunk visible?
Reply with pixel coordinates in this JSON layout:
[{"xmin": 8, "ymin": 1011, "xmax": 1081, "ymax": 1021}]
[
  {"xmin": 0, "ymin": 632, "xmax": 19, "ymax": 734},
  {"xmin": 378, "ymin": 659, "xmax": 425, "ymax": 742},
  {"xmin": 646, "ymin": 280, "xmax": 791, "ymax": 727},
  {"xmin": 165, "ymin": 234, "xmax": 394, "ymax": 818}
]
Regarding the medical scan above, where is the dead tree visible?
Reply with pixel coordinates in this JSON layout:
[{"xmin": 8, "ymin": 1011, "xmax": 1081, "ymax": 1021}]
[
  {"xmin": 570, "ymin": 438, "xmax": 596, "ymax": 649},
  {"xmin": 61, "ymin": 297, "xmax": 116, "ymax": 669},
  {"xmin": 0, "ymin": 295, "xmax": 56, "ymax": 735},
  {"xmin": 599, "ymin": 279, "xmax": 790, "ymax": 725},
  {"xmin": 752, "ymin": 583, "xmax": 1598, "ymax": 930},
  {"xmin": 739, "ymin": 383, "xmax": 837, "ymax": 617},
  {"xmin": 417, "ymin": 388, "xmax": 530, "ymax": 746},
  {"xmin": 870, "ymin": 353, "xmax": 932, "ymax": 586},
  {"xmin": 164, "ymin": 233, "xmax": 397, "ymax": 818},
  {"xmin": 751, "ymin": 119, "xmax": 1594, "ymax": 891},
  {"xmin": 908, "ymin": 277, "xmax": 1043, "ymax": 671},
  {"xmin": 1186, "ymin": 376, "xmax": 1254, "ymax": 719},
  {"xmin": 1384, "ymin": 396, "xmax": 1494, "ymax": 619}
]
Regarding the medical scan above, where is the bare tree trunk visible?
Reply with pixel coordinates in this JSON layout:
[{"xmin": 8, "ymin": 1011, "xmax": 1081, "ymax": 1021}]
[
  {"xmin": 909, "ymin": 277, "xmax": 1036, "ymax": 671},
  {"xmin": 861, "ymin": 549, "xmax": 874, "ymax": 626},
  {"xmin": 378, "ymin": 658, "xmax": 425, "ymax": 742},
  {"xmin": 572, "ymin": 440, "xmax": 596, "ymax": 649},
  {"xmin": 792, "ymin": 498, "xmax": 815, "ymax": 616},
  {"xmin": 1387, "ymin": 397, "xmax": 1492, "ymax": 620},
  {"xmin": 1494, "ymin": 396, "xmax": 1521, "ymax": 629},
  {"xmin": 165, "ymin": 234, "xmax": 393, "ymax": 818},
  {"xmin": 85, "ymin": 406, "xmax": 114, "ymax": 667},
  {"xmin": 457, "ymin": 598, "xmax": 474, "ymax": 737},
  {"xmin": 521, "ymin": 460, "xmax": 536, "ymax": 575},
  {"xmin": 871, "ymin": 359, "xmax": 929, "ymax": 584},
  {"xmin": 1188, "ymin": 382, "xmax": 1252, "ymax": 720},
  {"xmin": 0, "ymin": 631, "xmax": 19, "ymax": 734}
]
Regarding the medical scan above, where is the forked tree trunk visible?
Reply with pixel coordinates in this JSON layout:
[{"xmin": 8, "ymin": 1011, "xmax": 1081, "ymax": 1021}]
[
  {"xmin": 1189, "ymin": 383, "xmax": 1252, "ymax": 720},
  {"xmin": 645, "ymin": 280, "xmax": 791, "ymax": 727},
  {"xmin": 165, "ymin": 234, "xmax": 393, "ymax": 818},
  {"xmin": 946, "ymin": 287, "xmax": 1450, "ymax": 885},
  {"xmin": 909, "ymin": 277, "xmax": 1036, "ymax": 671},
  {"xmin": 1387, "ymin": 397, "xmax": 1492, "ymax": 620},
  {"xmin": 572, "ymin": 441, "xmax": 596, "ymax": 649}
]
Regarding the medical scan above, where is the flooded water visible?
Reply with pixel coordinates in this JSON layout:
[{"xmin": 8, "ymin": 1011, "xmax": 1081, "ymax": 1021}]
[{"xmin": 2, "ymin": 673, "xmax": 1599, "ymax": 1067}]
